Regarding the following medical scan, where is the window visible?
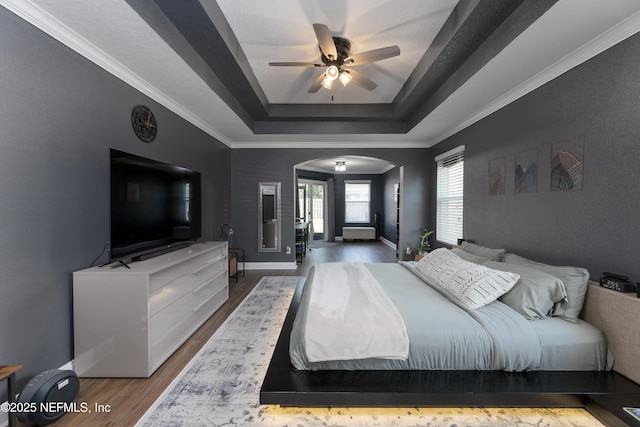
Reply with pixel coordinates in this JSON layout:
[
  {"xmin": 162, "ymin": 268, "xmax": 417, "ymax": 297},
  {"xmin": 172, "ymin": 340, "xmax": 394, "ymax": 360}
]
[
  {"xmin": 345, "ymin": 180, "xmax": 370, "ymax": 223},
  {"xmin": 184, "ymin": 182, "xmax": 191, "ymax": 222},
  {"xmin": 435, "ymin": 146, "xmax": 464, "ymax": 245}
]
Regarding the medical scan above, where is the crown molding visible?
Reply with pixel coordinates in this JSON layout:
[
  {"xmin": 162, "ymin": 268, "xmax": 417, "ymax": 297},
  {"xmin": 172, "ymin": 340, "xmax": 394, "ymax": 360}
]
[
  {"xmin": 430, "ymin": 9, "xmax": 640, "ymax": 146},
  {"xmin": 228, "ymin": 140, "xmax": 430, "ymax": 149},
  {"xmin": 0, "ymin": 0, "xmax": 233, "ymax": 147},
  {"xmin": 4, "ymin": 1, "xmax": 640, "ymax": 150},
  {"xmin": 297, "ymin": 164, "xmax": 396, "ymax": 175}
]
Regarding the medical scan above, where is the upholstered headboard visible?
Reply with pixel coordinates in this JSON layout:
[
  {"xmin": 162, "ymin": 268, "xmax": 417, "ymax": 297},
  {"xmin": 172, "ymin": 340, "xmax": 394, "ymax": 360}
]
[{"xmin": 581, "ymin": 282, "xmax": 640, "ymax": 384}]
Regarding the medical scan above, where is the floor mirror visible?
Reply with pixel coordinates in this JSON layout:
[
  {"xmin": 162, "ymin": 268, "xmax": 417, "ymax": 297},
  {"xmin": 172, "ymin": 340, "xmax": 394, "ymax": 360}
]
[{"xmin": 258, "ymin": 182, "xmax": 281, "ymax": 252}]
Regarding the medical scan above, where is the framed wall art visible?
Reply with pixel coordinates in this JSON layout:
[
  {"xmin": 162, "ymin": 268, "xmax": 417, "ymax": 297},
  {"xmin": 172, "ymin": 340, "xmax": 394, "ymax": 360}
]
[
  {"xmin": 489, "ymin": 156, "xmax": 506, "ymax": 195},
  {"xmin": 550, "ymin": 136, "xmax": 584, "ymax": 191},
  {"xmin": 515, "ymin": 148, "xmax": 538, "ymax": 194}
]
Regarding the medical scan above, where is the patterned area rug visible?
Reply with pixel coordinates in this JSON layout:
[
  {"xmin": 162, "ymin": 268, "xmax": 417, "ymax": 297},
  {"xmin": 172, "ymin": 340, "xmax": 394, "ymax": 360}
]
[{"xmin": 136, "ymin": 276, "xmax": 603, "ymax": 427}]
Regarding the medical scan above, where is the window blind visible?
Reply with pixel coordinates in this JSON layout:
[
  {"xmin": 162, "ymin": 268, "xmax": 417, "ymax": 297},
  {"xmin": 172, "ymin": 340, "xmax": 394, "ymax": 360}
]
[
  {"xmin": 345, "ymin": 180, "xmax": 370, "ymax": 223},
  {"xmin": 436, "ymin": 147, "xmax": 464, "ymax": 245}
]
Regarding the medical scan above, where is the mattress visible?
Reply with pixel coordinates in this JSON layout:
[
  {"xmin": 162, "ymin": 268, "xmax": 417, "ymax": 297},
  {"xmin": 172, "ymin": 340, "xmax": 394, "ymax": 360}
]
[
  {"xmin": 530, "ymin": 317, "xmax": 613, "ymax": 371},
  {"xmin": 290, "ymin": 262, "xmax": 612, "ymax": 371}
]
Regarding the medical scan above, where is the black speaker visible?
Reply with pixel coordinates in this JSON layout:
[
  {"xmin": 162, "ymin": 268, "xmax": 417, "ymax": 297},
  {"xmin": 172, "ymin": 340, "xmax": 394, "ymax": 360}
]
[
  {"xmin": 637, "ymin": 282, "xmax": 640, "ymax": 298},
  {"xmin": 16, "ymin": 369, "xmax": 80, "ymax": 425}
]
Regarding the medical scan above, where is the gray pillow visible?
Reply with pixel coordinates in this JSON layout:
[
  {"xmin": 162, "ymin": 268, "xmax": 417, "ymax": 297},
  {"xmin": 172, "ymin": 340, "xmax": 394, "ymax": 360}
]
[
  {"xmin": 460, "ymin": 241, "xmax": 505, "ymax": 261},
  {"xmin": 451, "ymin": 248, "xmax": 491, "ymax": 265},
  {"xmin": 502, "ymin": 253, "xmax": 589, "ymax": 322},
  {"xmin": 486, "ymin": 261, "xmax": 568, "ymax": 320}
]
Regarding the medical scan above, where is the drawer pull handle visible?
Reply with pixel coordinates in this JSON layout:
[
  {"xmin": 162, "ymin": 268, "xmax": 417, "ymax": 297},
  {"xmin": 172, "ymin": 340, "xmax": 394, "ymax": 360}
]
[
  {"xmin": 191, "ymin": 255, "xmax": 225, "ymax": 275},
  {"xmin": 192, "ymin": 294, "xmax": 215, "ymax": 313},
  {"xmin": 192, "ymin": 277, "xmax": 216, "ymax": 294}
]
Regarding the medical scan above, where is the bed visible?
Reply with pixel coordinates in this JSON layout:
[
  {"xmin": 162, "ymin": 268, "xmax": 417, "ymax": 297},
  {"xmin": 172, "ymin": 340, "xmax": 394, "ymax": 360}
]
[
  {"xmin": 290, "ymin": 259, "xmax": 612, "ymax": 372},
  {"xmin": 261, "ymin": 243, "xmax": 640, "ymax": 426}
]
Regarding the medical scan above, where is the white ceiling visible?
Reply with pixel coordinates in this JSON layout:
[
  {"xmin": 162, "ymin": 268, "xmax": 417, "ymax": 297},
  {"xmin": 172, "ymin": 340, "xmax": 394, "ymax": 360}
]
[
  {"xmin": 215, "ymin": 0, "xmax": 459, "ymax": 104},
  {"xmin": 298, "ymin": 155, "xmax": 396, "ymax": 174},
  {"xmin": 3, "ymin": 0, "xmax": 640, "ymax": 151}
]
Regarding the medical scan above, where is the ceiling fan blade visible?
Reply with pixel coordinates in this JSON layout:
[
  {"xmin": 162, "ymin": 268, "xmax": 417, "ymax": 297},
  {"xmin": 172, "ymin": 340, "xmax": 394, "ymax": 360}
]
[
  {"xmin": 268, "ymin": 62, "xmax": 323, "ymax": 67},
  {"xmin": 346, "ymin": 45, "xmax": 400, "ymax": 65},
  {"xmin": 308, "ymin": 74, "xmax": 325, "ymax": 93},
  {"xmin": 312, "ymin": 23, "xmax": 338, "ymax": 60},
  {"xmin": 347, "ymin": 69, "xmax": 377, "ymax": 91}
]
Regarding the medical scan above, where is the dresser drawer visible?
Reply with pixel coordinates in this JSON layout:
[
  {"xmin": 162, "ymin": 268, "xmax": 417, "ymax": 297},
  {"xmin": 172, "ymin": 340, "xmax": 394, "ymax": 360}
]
[
  {"xmin": 191, "ymin": 282, "xmax": 228, "ymax": 327},
  {"xmin": 149, "ymin": 265, "xmax": 227, "ymax": 316},
  {"xmin": 149, "ymin": 283, "xmax": 228, "ymax": 370},
  {"xmin": 149, "ymin": 246, "xmax": 227, "ymax": 293}
]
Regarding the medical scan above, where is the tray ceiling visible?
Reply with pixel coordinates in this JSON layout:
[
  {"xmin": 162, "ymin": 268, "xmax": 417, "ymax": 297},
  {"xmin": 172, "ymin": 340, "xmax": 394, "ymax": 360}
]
[
  {"xmin": 215, "ymin": 0, "xmax": 459, "ymax": 105},
  {"xmin": 3, "ymin": 0, "xmax": 640, "ymax": 148}
]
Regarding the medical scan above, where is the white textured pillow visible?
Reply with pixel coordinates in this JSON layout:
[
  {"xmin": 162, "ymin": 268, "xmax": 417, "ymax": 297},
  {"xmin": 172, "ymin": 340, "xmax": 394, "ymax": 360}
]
[{"xmin": 415, "ymin": 249, "xmax": 520, "ymax": 309}]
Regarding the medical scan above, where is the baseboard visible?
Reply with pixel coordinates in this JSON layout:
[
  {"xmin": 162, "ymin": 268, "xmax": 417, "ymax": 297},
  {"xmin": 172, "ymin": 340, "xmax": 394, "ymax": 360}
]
[
  {"xmin": 59, "ymin": 361, "xmax": 74, "ymax": 371},
  {"xmin": 244, "ymin": 262, "xmax": 297, "ymax": 270},
  {"xmin": 380, "ymin": 236, "xmax": 396, "ymax": 249}
]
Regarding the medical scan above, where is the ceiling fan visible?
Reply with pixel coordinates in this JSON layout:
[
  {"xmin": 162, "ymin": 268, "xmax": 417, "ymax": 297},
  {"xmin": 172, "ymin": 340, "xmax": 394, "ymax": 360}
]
[{"xmin": 268, "ymin": 23, "xmax": 400, "ymax": 93}]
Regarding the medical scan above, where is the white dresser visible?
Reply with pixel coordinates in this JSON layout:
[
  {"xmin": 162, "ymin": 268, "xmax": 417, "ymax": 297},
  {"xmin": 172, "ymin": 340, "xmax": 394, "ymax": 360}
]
[{"xmin": 73, "ymin": 241, "xmax": 229, "ymax": 377}]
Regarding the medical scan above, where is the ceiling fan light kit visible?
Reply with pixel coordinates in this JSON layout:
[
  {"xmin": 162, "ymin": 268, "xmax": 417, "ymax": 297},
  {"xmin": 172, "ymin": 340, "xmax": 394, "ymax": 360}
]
[
  {"xmin": 269, "ymin": 23, "xmax": 400, "ymax": 95},
  {"xmin": 339, "ymin": 71, "xmax": 352, "ymax": 87},
  {"xmin": 325, "ymin": 65, "xmax": 339, "ymax": 80},
  {"xmin": 321, "ymin": 76, "xmax": 334, "ymax": 90},
  {"xmin": 322, "ymin": 64, "xmax": 340, "ymax": 89}
]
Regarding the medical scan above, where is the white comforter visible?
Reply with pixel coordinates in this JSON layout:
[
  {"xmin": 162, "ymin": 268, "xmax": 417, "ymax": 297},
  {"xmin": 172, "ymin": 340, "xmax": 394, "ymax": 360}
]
[{"xmin": 303, "ymin": 262, "xmax": 409, "ymax": 362}]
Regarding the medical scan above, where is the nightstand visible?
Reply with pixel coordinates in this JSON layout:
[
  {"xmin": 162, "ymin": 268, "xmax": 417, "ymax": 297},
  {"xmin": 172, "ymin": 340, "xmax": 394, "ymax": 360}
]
[
  {"xmin": 229, "ymin": 247, "xmax": 245, "ymax": 282},
  {"xmin": 0, "ymin": 365, "xmax": 21, "ymax": 427}
]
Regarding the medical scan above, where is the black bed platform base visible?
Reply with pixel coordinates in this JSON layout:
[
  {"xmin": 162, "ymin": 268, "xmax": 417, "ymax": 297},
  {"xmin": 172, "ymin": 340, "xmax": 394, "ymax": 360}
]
[{"xmin": 261, "ymin": 279, "xmax": 640, "ymax": 427}]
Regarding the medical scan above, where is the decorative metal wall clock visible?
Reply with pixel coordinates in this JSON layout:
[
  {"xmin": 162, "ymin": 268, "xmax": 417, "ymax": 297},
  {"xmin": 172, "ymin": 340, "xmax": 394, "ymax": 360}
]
[{"xmin": 131, "ymin": 105, "xmax": 157, "ymax": 142}]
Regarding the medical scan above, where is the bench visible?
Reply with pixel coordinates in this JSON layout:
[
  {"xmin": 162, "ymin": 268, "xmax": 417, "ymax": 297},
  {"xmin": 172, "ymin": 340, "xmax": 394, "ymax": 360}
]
[{"xmin": 342, "ymin": 226, "xmax": 376, "ymax": 241}]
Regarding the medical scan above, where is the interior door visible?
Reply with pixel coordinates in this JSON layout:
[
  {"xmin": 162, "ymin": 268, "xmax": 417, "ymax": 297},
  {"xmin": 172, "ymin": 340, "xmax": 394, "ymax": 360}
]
[
  {"xmin": 297, "ymin": 184, "xmax": 306, "ymax": 222},
  {"xmin": 299, "ymin": 180, "xmax": 326, "ymax": 242}
]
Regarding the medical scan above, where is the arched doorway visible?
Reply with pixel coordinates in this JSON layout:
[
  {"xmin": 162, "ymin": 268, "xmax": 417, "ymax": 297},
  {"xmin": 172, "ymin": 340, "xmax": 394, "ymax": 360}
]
[{"xmin": 294, "ymin": 155, "xmax": 402, "ymax": 256}]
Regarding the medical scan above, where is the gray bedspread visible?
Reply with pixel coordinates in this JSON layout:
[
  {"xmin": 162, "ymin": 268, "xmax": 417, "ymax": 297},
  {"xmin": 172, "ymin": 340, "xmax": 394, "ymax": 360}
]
[{"xmin": 290, "ymin": 262, "xmax": 612, "ymax": 371}]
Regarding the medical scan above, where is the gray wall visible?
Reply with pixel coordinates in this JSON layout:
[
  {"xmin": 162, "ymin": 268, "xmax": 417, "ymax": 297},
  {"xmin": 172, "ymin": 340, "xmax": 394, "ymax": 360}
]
[
  {"xmin": 0, "ymin": 8, "xmax": 230, "ymax": 389},
  {"xmin": 383, "ymin": 167, "xmax": 401, "ymax": 246},
  {"xmin": 431, "ymin": 30, "xmax": 640, "ymax": 280},
  {"xmin": 231, "ymin": 148, "xmax": 430, "ymax": 264}
]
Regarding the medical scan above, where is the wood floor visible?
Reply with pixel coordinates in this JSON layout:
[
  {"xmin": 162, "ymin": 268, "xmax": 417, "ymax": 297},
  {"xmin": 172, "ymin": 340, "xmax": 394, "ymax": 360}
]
[{"xmin": 37, "ymin": 240, "xmax": 396, "ymax": 427}]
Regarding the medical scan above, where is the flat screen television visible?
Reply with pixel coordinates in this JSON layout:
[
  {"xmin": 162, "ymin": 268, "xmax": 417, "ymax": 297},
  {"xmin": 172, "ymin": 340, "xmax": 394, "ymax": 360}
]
[{"xmin": 109, "ymin": 149, "xmax": 202, "ymax": 263}]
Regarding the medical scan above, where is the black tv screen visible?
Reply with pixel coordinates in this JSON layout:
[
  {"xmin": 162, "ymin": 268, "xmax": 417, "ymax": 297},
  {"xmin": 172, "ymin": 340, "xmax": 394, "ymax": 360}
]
[{"xmin": 110, "ymin": 149, "xmax": 201, "ymax": 262}]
